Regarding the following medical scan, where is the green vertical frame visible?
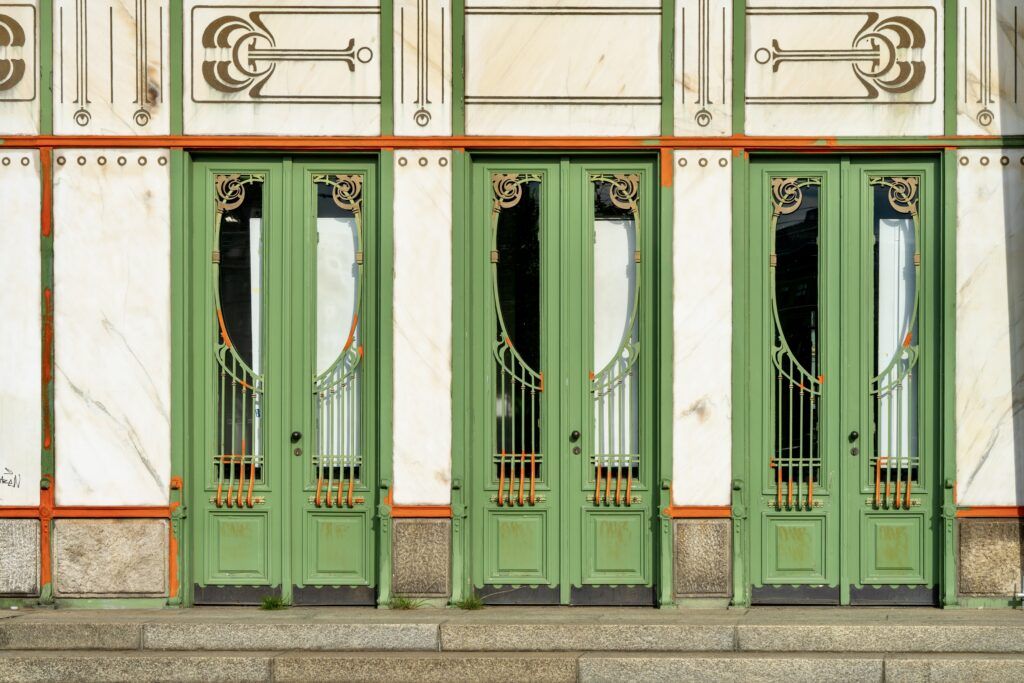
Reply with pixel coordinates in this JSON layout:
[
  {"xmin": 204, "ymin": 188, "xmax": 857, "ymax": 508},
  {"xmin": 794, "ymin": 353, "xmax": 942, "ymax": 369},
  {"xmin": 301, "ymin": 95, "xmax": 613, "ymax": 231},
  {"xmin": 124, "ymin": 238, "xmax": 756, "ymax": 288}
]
[
  {"xmin": 940, "ymin": 149, "xmax": 957, "ymax": 606},
  {"xmin": 730, "ymin": 149, "xmax": 749, "ymax": 606},
  {"xmin": 943, "ymin": 0, "xmax": 956, "ymax": 136},
  {"xmin": 660, "ymin": 0, "xmax": 674, "ymax": 136},
  {"xmin": 376, "ymin": 149, "xmax": 395, "ymax": 605},
  {"xmin": 380, "ymin": 2, "xmax": 394, "ymax": 136},
  {"xmin": 169, "ymin": 0, "xmax": 183, "ymax": 135},
  {"xmin": 449, "ymin": 148, "xmax": 470, "ymax": 603},
  {"xmin": 656, "ymin": 151, "xmax": 675, "ymax": 607},
  {"xmin": 451, "ymin": 0, "xmax": 465, "ymax": 135},
  {"xmin": 169, "ymin": 147, "xmax": 190, "ymax": 605},
  {"xmin": 731, "ymin": 0, "xmax": 746, "ymax": 135},
  {"xmin": 38, "ymin": 0, "xmax": 52, "ymax": 134}
]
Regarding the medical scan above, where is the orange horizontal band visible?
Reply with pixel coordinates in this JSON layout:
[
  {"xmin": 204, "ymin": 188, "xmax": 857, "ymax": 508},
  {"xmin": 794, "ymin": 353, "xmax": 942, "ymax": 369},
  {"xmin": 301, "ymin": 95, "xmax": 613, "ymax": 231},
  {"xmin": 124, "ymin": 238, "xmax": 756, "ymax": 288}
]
[
  {"xmin": 0, "ymin": 134, "xmax": 1002, "ymax": 151},
  {"xmin": 956, "ymin": 506, "xmax": 1024, "ymax": 518},
  {"xmin": 0, "ymin": 506, "xmax": 172, "ymax": 519},
  {"xmin": 390, "ymin": 505, "xmax": 452, "ymax": 518},
  {"xmin": 664, "ymin": 505, "xmax": 732, "ymax": 518},
  {"xmin": 0, "ymin": 507, "xmax": 40, "ymax": 518}
]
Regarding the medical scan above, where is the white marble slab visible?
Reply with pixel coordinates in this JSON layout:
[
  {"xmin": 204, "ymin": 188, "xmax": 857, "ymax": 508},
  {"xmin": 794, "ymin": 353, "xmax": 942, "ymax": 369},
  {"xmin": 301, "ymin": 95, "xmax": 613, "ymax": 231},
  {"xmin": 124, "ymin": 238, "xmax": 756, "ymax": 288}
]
[
  {"xmin": 0, "ymin": 2, "xmax": 39, "ymax": 135},
  {"xmin": 675, "ymin": 0, "xmax": 732, "ymax": 136},
  {"xmin": 672, "ymin": 150, "xmax": 732, "ymax": 507},
  {"xmin": 956, "ymin": 150, "xmax": 1024, "ymax": 506},
  {"xmin": 464, "ymin": 2, "xmax": 661, "ymax": 135},
  {"xmin": 958, "ymin": 1, "xmax": 1024, "ymax": 135},
  {"xmin": 184, "ymin": 0, "xmax": 381, "ymax": 135},
  {"xmin": 53, "ymin": 0, "xmax": 169, "ymax": 134},
  {"xmin": 0, "ymin": 151, "xmax": 41, "ymax": 507},
  {"xmin": 392, "ymin": 150, "xmax": 452, "ymax": 506},
  {"xmin": 745, "ymin": 0, "xmax": 944, "ymax": 136},
  {"xmin": 394, "ymin": 0, "xmax": 451, "ymax": 135},
  {"xmin": 53, "ymin": 149, "xmax": 171, "ymax": 506}
]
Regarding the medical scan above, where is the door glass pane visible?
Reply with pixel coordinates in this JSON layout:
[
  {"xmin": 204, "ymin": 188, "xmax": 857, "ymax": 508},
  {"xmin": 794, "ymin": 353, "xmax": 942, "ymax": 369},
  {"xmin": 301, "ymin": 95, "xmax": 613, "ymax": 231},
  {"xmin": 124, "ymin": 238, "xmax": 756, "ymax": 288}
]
[
  {"xmin": 492, "ymin": 173, "xmax": 543, "ymax": 506},
  {"xmin": 870, "ymin": 178, "xmax": 919, "ymax": 509},
  {"xmin": 591, "ymin": 174, "xmax": 640, "ymax": 506},
  {"xmin": 770, "ymin": 178, "xmax": 822, "ymax": 510},
  {"xmin": 214, "ymin": 174, "xmax": 264, "ymax": 506},
  {"xmin": 312, "ymin": 175, "xmax": 364, "ymax": 508}
]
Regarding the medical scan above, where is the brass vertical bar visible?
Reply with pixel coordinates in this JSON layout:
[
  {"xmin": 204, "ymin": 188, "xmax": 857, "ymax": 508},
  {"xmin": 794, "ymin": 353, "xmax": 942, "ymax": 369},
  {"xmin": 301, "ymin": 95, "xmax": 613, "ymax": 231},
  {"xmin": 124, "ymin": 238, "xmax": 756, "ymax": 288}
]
[
  {"xmin": 625, "ymin": 457, "xmax": 633, "ymax": 505},
  {"xmin": 497, "ymin": 452, "xmax": 505, "ymax": 507},
  {"xmin": 615, "ymin": 457, "xmax": 622, "ymax": 506},
  {"xmin": 518, "ymin": 453, "xmax": 525, "ymax": 506},
  {"xmin": 875, "ymin": 457, "xmax": 882, "ymax": 508},
  {"xmin": 519, "ymin": 365, "xmax": 525, "ymax": 506},
  {"xmin": 530, "ymin": 385, "xmax": 536, "ymax": 505},
  {"xmin": 605, "ymin": 455, "xmax": 612, "ymax": 506},
  {"xmin": 895, "ymin": 375, "xmax": 903, "ymax": 508},
  {"xmin": 787, "ymin": 360, "xmax": 794, "ymax": 509},
  {"xmin": 237, "ymin": 384, "xmax": 247, "ymax": 508},
  {"xmin": 797, "ymin": 383, "xmax": 804, "ymax": 508},
  {"xmin": 215, "ymin": 454, "xmax": 226, "ymax": 507},
  {"xmin": 595, "ymin": 460, "xmax": 602, "ymax": 505}
]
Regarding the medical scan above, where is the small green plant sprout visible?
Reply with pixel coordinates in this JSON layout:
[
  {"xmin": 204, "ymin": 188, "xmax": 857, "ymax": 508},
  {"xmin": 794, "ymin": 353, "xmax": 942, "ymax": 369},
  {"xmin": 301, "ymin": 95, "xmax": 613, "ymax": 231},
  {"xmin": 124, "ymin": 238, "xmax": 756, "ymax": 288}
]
[{"xmin": 260, "ymin": 595, "xmax": 286, "ymax": 610}]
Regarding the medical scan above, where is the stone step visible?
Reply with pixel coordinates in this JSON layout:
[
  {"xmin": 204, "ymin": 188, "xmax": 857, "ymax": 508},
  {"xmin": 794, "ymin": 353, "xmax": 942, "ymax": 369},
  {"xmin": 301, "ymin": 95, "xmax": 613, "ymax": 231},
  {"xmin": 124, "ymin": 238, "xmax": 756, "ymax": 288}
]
[
  {"xmin": 4, "ymin": 614, "xmax": 1024, "ymax": 654},
  {"xmin": 3, "ymin": 650, "xmax": 1024, "ymax": 683}
]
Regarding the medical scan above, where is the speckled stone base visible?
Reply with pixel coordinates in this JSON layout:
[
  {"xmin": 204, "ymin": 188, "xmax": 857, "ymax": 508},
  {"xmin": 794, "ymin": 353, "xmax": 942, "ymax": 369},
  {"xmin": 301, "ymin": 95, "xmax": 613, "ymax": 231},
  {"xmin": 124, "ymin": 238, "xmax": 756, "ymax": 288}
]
[
  {"xmin": 392, "ymin": 519, "xmax": 451, "ymax": 597},
  {"xmin": 673, "ymin": 518, "xmax": 731, "ymax": 598}
]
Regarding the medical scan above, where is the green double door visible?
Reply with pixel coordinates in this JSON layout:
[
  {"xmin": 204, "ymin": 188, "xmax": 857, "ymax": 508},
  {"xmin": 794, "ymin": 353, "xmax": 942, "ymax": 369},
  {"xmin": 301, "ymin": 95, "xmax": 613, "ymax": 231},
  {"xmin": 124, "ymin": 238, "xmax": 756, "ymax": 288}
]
[
  {"xmin": 746, "ymin": 157, "xmax": 941, "ymax": 605},
  {"xmin": 190, "ymin": 157, "xmax": 380, "ymax": 605},
  {"xmin": 469, "ymin": 157, "xmax": 657, "ymax": 605}
]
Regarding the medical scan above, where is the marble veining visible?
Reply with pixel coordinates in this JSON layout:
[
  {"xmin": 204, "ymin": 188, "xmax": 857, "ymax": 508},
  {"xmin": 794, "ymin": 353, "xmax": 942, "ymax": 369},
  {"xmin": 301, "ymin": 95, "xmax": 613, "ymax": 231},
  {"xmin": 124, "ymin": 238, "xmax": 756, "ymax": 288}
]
[
  {"xmin": 672, "ymin": 150, "xmax": 732, "ymax": 506},
  {"xmin": 745, "ymin": 0, "xmax": 944, "ymax": 136},
  {"xmin": 676, "ymin": 0, "xmax": 733, "ymax": 136},
  {"xmin": 957, "ymin": 1, "xmax": 1024, "ymax": 135},
  {"xmin": 184, "ymin": 0, "xmax": 381, "ymax": 135},
  {"xmin": 53, "ymin": 0, "xmax": 170, "ymax": 134},
  {"xmin": 464, "ymin": 2, "xmax": 661, "ymax": 135},
  {"xmin": 0, "ymin": 1, "xmax": 39, "ymax": 134},
  {"xmin": 53, "ymin": 149, "xmax": 171, "ymax": 506},
  {"xmin": 956, "ymin": 149, "xmax": 1024, "ymax": 505},
  {"xmin": 0, "ymin": 151, "xmax": 41, "ymax": 507},
  {"xmin": 392, "ymin": 150, "xmax": 452, "ymax": 505}
]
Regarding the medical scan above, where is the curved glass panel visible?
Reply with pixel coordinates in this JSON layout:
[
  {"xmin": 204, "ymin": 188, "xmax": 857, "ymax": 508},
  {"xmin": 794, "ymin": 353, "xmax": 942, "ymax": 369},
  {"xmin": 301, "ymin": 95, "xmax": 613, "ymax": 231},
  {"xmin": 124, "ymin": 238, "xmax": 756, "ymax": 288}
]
[
  {"xmin": 213, "ymin": 174, "xmax": 264, "ymax": 508},
  {"xmin": 770, "ymin": 178, "xmax": 821, "ymax": 510},
  {"xmin": 491, "ymin": 174, "xmax": 542, "ymax": 506},
  {"xmin": 312, "ymin": 174, "xmax": 364, "ymax": 509}
]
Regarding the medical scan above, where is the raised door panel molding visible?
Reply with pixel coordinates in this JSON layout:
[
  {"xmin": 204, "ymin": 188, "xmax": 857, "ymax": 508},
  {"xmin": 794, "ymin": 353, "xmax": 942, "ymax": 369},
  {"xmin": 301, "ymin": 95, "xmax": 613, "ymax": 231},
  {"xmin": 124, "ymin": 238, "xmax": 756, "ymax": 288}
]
[
  {"xmin": 54, "ymin": 149, "xmax": 171, "ymax": 506},
  {"xmin": 958, "ymin": 1, "xmax": 1024, "ymax": 135},
  {"xmin": 672, "ymin": 150, "xmax": 732, "ymax": 506},
  {"xmin": 392, "ymin": 150, "xmax": 452, "ymax": 505},
  {"xmin": 53, "ymin": 0, "xmax": 169, "ymax": 134},
  {"xmin": 0, "ymin": 150, "xmax": 41, "ymax": 506},
  {"xmin": 464, "ymin": 0, "xmax": 662, "ymax": 135},
  {"xmin": 394, "ymin": 0, "xmax": 451, "ymax": 135},
  {"xmin": 744, "ymin": 0, "xmax": 944, "ymax": 136},
  {"xmin": 0, "ymin": 2, "xmax": 39, "ymax": 134},
  {"xmin": 184, "ymin": 0, "xmax": 381, "ymax": 135},
  {"xmin": 955, "ymin": 149, "xmax": 1024, "ymax": 506},
  {"xmin": 675, "ymin": 0, "xmax": 732, "ymax": 136}
]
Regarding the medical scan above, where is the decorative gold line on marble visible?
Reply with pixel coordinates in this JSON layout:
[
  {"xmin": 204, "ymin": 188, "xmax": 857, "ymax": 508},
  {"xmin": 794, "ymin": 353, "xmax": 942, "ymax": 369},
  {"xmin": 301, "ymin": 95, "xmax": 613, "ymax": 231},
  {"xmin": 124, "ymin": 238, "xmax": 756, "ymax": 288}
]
[
  {"xmin": 748, "ymin": 7, "xmax": 935, "ymax": 104},
  {"xmin": 73, "ymin": 0, "xmax": 91, "ymax": 126},
  {"xmin": 196, "ymin": 7, "xmax": 379, "ymax": 104},
  {"xmin": 0, "ymin": 10, "xmax": 28, "ymax": 93},
  {"xmin": 399, "ymin": 0, "xmax": 447, "ymax": 127}
]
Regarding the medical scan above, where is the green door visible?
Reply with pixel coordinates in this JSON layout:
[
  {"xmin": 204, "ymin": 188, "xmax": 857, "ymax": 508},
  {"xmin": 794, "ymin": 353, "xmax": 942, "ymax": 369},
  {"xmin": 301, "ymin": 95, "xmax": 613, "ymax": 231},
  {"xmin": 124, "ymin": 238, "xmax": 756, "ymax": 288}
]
[
  {"xmin": 190, "ymin": 157, "xmax": 379, "ymax": 605},
  {"xmin": 745, "ymin": 157, "xmax": 941, "ymax": 605},
  {"xmin": 469, "ymin": 158, "xmax": 657, "ymax": 605}
]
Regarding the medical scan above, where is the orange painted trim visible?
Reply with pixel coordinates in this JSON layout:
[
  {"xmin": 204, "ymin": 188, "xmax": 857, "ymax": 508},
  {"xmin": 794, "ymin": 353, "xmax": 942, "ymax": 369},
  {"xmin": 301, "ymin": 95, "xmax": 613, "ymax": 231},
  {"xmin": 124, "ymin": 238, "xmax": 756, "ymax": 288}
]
[
  {"xmin": 384, "ymin": 490, "xmax": 452, "ymax": 518},
  {"xmin": 0, "ymin": 507, "xmax": 39, "ymax": 518},
  {"xmin": 0, "ymin": 505, "xmax": 175, "ymax": 519},
  {"xmin": 659, "ymin": 148, "xmax": 673, "ymax": 187},
  {"xmin": 956, "ymin": 506, "xmax": 1024, "ymax": 518},
  {"xmin": 0, "ymin": 134, "xmax": 1004, "ymax": 152},
  {"xmin": 663, "ymin": 505, "xmax": 732, "ymax": 519},
  {"xmin": 38, "ymin": 474, "xmax": 54, "ymax": 589}
]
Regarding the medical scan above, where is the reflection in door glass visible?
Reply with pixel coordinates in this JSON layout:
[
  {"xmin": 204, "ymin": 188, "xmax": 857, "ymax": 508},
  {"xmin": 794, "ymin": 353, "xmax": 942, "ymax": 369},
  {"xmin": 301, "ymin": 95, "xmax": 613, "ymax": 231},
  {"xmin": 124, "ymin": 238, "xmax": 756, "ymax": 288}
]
[
  {"xmin": 312, "ymin": 175, "xmax": 364, "ymax": 509},
  {"xmin": 770, "ymin": 178, "xmax": 822, "ymax": 511},
  {"xmin": 492, "ymin": 174, "xmax": 543, "ymax": 506},
  {"xmin": 591, "ymin": 175, "xmax": 640, "ymax": 507},
  {"xmin": 870, "ymin": 178, "xmax": 920, "ymax": 510},
  {"xmin": 213, "ymin": 174, "xmax": 264, "ymax": 507}
]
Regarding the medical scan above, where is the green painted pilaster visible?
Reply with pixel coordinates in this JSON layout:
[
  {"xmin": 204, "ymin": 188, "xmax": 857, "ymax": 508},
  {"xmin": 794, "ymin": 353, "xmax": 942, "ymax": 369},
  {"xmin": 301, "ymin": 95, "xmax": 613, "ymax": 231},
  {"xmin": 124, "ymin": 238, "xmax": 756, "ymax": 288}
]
[
  {"xmin": 730, "ymin": 150, "xmax": 749, "ymax": 607},
  {"xmin": 168, "ymin": 148, "xmax": 189, "ymax": 606},
  {"xmin": 449, "ymin": 148, "xmax": 469, "ymax": 604},
  {"xmin": 731, "ymin": 0, "xmax": 746, "ymax": 135},
  {"xmin": 38, "ymin": 0, "xmax": 52, "ymax": 135},
  {"xmin": 661, "ymin": 0, "xmax": 674, "ymax": 136},
  {"xmin": 39, "ymin": 146, "xmax": 54, "ymax": 605},
  {"xmin": 380, "ymin": 2, "xmax": 394, "ymax": 136},
  {"xmin": 376, "ymin": 149, "xmax": 395, "ymax": 606},
  {"xmin": 941, "ymin": 148, "xmax": 958, "ymax": 606},
  {"xmin": 451, "ymin": 0, "xmax": 465, "ymax": 135},
  {"xmin": 943, "ymin": 0, "xmax": 957, "ymax": 136},
  {"xmin": 657, "ymin": 151, "xmax": 675, "ymax": 607},
  {"xmin": 169, "ymin": 0, "xmax": 183, "ymax": 135}
]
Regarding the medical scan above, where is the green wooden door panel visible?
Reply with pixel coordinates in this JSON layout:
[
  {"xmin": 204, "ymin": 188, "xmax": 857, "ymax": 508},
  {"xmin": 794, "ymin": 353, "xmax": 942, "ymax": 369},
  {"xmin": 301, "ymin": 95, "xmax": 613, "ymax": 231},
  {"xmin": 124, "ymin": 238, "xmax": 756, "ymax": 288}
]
[
  {"xmin": 486, "ymin": 511, "xmax": 551, "ymax": 582},
  {"xmin": 581, "ymin": 510, "xmax": 648, "ymax": 583},
  {"xmin": 469, "ymin": 157, "xmax": 657, "ymax": 604},
  {"xmin": 206, "ymin": 511, "xmax": 271, "ymax": 583},
  {"xmin": 190, "ymin": 157, "xmax": 379, "ymax": 604},
  {"xmin": 747, "ymin": 157, "xmax": 941, "ymax": 604}
]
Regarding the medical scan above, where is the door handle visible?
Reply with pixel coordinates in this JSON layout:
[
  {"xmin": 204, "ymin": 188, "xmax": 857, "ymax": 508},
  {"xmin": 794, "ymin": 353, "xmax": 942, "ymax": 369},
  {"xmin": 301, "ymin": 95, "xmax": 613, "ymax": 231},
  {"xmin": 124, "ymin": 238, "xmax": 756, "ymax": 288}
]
[
  {"xmin": 848, "ymin": 430, "xmax": 859, "ymax": 442},
  {"xmin": 291, "ymin": 430, "xmax": 302, "ymax": 443},
  {"xmin": 569, "ymin": 430, "xmax": 581, "ymax": 443}
]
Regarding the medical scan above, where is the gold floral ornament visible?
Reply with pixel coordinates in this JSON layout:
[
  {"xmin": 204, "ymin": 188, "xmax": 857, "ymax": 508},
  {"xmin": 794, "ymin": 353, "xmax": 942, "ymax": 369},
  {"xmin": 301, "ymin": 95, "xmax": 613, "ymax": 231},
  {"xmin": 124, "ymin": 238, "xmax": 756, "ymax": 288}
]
[
  {"xmin": 771, "ymin": 177, "xmax": 820, "ymax": 216},
  {"xmin": 314, "ymin": 174, "xmax": 363, "ymax": 214},
  {"xmin": 492, "ymin": 173, "xmax": 540, "ymax": 211}
]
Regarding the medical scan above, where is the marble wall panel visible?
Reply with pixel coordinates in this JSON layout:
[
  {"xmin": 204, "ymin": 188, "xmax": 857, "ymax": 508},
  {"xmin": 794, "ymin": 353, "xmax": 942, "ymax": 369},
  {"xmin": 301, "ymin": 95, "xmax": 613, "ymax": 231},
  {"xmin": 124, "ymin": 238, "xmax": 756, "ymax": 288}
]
[
  {"xmin": 0, "ymin": 1, "xmax": 39, "ymax": 134},
  {"xmin": 745, "ymin": 0, "xmax": 944, "ymax": 136},
  {"xmin": 53, "ymin": 0, "xmax": 169, "ymax": 134},
  {"xmin": 394, "ymin": 0, "xmax": 451, "ymax": 135},
  {"xmin": 464, "ymin": 0, "xmax": 662, "ymax": 135},
  {"xmin": 672, "ymin": 150, "xmax": 732, "ymax": 507},
  {"xmin": 958, "ymin": 1, "xmax": 1024, "ymax": 135},
  {"xmin": 392, "ymin": 150, "xmax": 452, "ymax": 505},
  {"xmin": 53, "ymin": 149, "xmax": 171, "ymax": 506},
  {"xmin": 184, "ymin": 0, "xmax": 381, "ymax": 135},
  {"xmin": 956, "ymin": 149, "xmax": 1024, "ymax": 506},
  {"xmin": 0, "ymin": 151, "xmax": 41, "ymax": 507},
  {"xmin": 675, "ymin": 0, "xmax": 732, "ymax": 136}
]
